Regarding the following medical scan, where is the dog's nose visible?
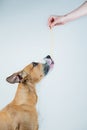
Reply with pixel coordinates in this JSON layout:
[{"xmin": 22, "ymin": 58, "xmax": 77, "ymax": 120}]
[{"xmin": 45, "ymin": 55, "xmax": 51, "ymax": 59}]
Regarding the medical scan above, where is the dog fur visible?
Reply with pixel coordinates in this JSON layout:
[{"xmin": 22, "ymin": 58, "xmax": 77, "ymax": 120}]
[{"xmin": 0, "ymin": 56, "xmax": 54, "ymax": 130}]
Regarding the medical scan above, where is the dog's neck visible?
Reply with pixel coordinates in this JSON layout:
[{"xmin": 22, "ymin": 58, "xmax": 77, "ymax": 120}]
[{"xmin": 12, "ymin": 82, "xmax": 37, "ymax": 106}]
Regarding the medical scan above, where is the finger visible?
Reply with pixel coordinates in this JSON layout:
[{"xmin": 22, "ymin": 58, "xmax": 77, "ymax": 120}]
[
  {"xmin": 48, "ymin": 17, "xmax": 55, "ymax": 27},
  {"xmin": 48, "ymin": 16, "xmax": 53, "ymax": 23},
  {"xmin": 50, "ymin": 17, "xmax": 54, "ymax": 23},
  {"xmin": 51, "ymin": 20, "xmax": 57, "ymax": 28}
]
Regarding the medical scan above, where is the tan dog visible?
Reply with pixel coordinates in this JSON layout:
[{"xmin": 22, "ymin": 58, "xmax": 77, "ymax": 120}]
[{"xmin": 0, "ymin": 55, "xmax": 54, "ymax": 130}]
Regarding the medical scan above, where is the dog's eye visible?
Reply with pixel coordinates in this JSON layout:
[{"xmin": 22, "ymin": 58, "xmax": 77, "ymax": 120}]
[{"xmin": 32, "ymin": 62, "xmax": 38, "ymax": 67}]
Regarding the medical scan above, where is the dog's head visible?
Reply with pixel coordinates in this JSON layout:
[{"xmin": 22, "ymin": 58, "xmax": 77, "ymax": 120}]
[{"xmin": 6, "ymin": 55, "xmax": 54, "ymax": 85}]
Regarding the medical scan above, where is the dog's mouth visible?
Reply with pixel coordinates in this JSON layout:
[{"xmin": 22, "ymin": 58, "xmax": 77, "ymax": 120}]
[{"xmin": 43, "ymin": 55, "xmax": 54, "ymax": 75}]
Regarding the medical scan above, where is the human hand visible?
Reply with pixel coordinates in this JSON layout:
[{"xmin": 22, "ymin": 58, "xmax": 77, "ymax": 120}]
[{"xmin": 48, "ymin": 15, "xmax": 66, "ymax": 28}]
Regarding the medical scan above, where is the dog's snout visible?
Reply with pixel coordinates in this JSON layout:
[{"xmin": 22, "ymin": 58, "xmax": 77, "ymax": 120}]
[
  {"xmin": 45, "ymin": 55, "xmax": 54, "ymax": 63},
  {"xmin": 43, "ymin": 55, "xmax": 54, "ymax": 76},
  {"xmin": 44, "ymin": 55, "xmax": 54, "ymax": 64}
]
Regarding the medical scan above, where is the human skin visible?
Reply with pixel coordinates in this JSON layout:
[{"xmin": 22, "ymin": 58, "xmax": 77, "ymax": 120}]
[{"xmin": 48, "ymin": 1, "xmax": 87, "ymax": 28}]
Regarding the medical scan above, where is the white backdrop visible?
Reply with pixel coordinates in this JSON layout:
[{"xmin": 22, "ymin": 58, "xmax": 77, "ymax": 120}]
[{"xmin": 0, "ymin": 0, "xmax": 87, "ymax": 130}]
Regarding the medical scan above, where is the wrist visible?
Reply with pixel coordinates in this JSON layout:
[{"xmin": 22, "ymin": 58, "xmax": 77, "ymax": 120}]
[
  {"xmin": 63, "ymin": 14, "xmax": 73, "ymax": 23},
  {"xmin": 61, "ymin": 15, "xmax": 68, "ymax": 24}
]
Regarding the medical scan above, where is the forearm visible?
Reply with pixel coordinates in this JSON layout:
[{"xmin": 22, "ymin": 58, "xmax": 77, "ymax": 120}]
[{"xmin": 63, "ymin": 1, "xmax": 87, "ymax": 23}]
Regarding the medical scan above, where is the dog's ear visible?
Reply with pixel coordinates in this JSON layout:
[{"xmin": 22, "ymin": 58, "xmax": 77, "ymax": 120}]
[{"xmin": 6, "ymin": 71, "xmax": 27, "ymax": 84}]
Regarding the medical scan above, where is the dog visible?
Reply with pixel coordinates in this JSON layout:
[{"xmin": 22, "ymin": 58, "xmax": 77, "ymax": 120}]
[{"xmin": 0, "ymin": 55, "xmax": 54, "ymax": 130}]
